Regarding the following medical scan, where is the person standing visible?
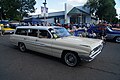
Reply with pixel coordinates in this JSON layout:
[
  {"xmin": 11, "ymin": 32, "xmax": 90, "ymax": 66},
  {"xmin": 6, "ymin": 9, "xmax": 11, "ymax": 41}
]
[{"xmin": 0, "ymin": 24, "xmax": 4, "ymax": 36}]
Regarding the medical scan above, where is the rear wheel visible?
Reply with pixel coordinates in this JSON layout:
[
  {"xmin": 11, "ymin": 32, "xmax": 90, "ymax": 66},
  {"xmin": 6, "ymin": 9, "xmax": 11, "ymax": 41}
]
[
  {"xmin": 63, "ymin": 52, "xmax": 79, "ymax": 67},
  {"xmin": 115, "ymin": 37, "xmax": 120, "ymax": 43},
  {"xmin": 19, "ymin": 43, "xmax": 26, "ymax": 52}
]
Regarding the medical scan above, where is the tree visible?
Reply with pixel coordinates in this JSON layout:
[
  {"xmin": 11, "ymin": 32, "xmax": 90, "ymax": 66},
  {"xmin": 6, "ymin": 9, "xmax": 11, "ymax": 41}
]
[
  {"xmin": 0, "ymin": 0, "xmax": 36, "ymax": 20},
  {"xmin": 19, "ymin": 0, "xmax": 36, "ymax": 18},
  {"xmin": 112, "ymin": 17, "xmax": 118, "ymax": 24},
  {"xmin": 84, "ymin": 0, "xmax": 117, "ymax": 23}
]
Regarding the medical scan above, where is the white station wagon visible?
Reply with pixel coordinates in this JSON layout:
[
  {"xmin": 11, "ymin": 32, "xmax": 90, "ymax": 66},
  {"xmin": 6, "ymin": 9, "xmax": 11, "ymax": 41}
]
[{"xmin": 10, "ymin": 26, "xmax": 103, "ymax": 67}]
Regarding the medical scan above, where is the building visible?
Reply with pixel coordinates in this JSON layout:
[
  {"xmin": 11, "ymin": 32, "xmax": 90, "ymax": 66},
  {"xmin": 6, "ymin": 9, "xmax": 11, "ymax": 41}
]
[{"xmin": 27, "ymin": 3, "xmax": 97, "ymax": 25}]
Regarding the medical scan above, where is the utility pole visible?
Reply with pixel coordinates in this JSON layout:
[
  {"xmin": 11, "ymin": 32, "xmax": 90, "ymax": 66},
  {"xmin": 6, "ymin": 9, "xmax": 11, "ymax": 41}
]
[
  {"xmin": 43, "ymin": 0, "xmax": 47, "ymax": 26},
  {"xmin": 0, "ymin": 7, "xmax": 2, "ymax": 20}
]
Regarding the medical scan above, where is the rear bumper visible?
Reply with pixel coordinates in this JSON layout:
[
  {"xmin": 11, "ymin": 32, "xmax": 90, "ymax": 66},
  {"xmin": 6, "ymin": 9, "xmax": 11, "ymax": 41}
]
[{"xmin": 4, "ymin": 30, "xmax": 15, "ymax": 33}]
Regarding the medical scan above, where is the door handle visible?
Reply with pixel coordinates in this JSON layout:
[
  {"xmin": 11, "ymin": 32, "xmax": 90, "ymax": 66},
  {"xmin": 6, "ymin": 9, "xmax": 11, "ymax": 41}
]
[
  {"xmin": 36, "ymin": 39, "xmax": 38, "ymax": 41},
  {"xmin": 40, "ymin": 44, "xmax": 45, "ymax": 46},
  {"xmin": 24, "ymin": 38, "xmax": 26, "ymax": 40}
]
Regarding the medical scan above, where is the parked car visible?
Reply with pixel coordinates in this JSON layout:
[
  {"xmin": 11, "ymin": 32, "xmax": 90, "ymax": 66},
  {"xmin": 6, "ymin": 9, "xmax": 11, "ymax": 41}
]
[
  {"xmin": 88, "ymin": 25, "xmax": 106, "ymax": 35},
  {"xmin": 10, "ymin": 26, "xmax": 103, "ymax": 67},
  {"xmin": 88, "ymin": 25, "xmax": 120, "ymax": 42},
  {"xmin": 106, "ymin": 27, "xmax": 120, "ymax": 42},
  {"xmin": 1, "ymin": 24, "xmax": 15, "ymax": 34},
  {"xmin": 0, "ymin": 20, "xmax": 15, "ymax": 34},
  {"xmin": 3, "ymin": 25, "xmax": 15, "ymax": 34},
  {"xmin": 74, "ymin": 29, "xmax": 85, "ymax": 36}
]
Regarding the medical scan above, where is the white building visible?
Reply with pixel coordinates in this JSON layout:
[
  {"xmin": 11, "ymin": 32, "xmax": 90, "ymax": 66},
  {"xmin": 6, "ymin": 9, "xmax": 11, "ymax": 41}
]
[{"xmin": 28, "ymin": 3, "xmax": 97, "ymax": 25}]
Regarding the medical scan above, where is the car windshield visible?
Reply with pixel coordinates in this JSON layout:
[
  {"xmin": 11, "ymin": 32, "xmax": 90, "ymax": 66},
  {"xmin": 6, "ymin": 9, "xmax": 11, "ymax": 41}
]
[
  {"xmin": 54, "ymin": 27, "xmax": 71, "ymax": 38},
  {"xmin": 107, "ymin": 26, "xmax": 113, "ymax": 32}
]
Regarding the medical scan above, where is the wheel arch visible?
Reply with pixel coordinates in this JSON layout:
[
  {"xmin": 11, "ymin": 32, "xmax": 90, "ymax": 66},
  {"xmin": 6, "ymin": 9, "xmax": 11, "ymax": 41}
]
[
  {"xmin": 114, "ymin": 36, "xmax": 120, "ymax": 42},
  {"xmin": 18, "ymin": 42, "xmax": 26, "ymax": 48},
  {"xmin": 61, "ymin": 50, "xmax": 79, "ymax": 59},
  {"xmin": 18, "ymin": 42, "xmax": 23, "ymax": 46}
]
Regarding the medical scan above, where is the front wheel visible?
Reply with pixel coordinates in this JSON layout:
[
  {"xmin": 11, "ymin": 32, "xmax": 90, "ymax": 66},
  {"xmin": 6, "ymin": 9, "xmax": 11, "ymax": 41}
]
[
  {"xmin": 64, "ymin": 52, "xmax": 79, "ymax": 67},
  {"xmin": 19, "ymin": 43, "xmax": 26, "ymax": 52},
  {"xmin": 115, "ymin": 37, "xmax": 120, "ymax": 43}
]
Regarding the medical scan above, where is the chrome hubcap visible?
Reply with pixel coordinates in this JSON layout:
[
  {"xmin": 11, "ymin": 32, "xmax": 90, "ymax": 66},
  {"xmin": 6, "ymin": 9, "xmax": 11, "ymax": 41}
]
[
  {"xmin": 65, "ymin": 53, "xmax": 77, "ymax": 66},
  {"xmin": 116, "ymin": 37, "xmax": 120, "ymax": 42},
  {"xmin": 67, "ymin": 55, "xmax": 75, "ymax": 63}
]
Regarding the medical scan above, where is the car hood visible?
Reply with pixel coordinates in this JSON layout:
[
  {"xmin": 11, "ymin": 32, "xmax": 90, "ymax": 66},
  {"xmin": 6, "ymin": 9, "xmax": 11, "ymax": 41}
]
[{"xmin": 58, "ymin": 36, "xmax": 103, "ymax": 50}]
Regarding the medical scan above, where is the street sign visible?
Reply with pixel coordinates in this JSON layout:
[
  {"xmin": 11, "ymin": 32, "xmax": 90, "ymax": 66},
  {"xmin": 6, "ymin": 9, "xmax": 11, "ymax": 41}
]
[{"xmin": 41, "ymin": 6, "xmax": 48, "ymax": 17}]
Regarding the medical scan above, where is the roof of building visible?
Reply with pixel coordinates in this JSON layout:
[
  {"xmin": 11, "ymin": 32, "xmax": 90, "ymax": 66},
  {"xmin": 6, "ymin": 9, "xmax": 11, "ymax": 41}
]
[
  {"xmin": 29, "ymin": 5, "xmax": 90, "ymax": 19},
  {"xmin": 76, "ymin": 6, "xmax": 90, "ymax": 14}
]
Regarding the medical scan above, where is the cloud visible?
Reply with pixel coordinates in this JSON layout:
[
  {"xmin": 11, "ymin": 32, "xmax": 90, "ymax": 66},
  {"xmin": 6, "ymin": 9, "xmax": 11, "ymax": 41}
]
[
  {"xmin": 29, "ymin": 0, "xmax": 88, "ymax": 15},
  {"xmin": 49, "ymin": 9, "xmax": 62, "ymax": 13},
  {"xmin": 29, "ymin": 8, "xmax": 64, "ymax": 15},
  {"xmin": 116, "ymin": 7, "xmax": 120, "ymax": 19},
  {"xmin": 116, "ymin": 8, "xmax": 120, "ymax": 14},
  {"xmin": 67, "ymin": 0, "xmax": 87, "ymax": 5}
]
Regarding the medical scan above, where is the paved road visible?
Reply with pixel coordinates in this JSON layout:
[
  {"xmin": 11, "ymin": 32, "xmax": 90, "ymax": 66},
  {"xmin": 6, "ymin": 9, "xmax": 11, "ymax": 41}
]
[{"xmin": 0, "ymin": 35, "xmax": 120, "ymax": 80}]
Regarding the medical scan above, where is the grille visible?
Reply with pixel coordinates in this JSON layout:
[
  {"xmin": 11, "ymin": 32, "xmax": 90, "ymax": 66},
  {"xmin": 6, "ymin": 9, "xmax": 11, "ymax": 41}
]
[{"xmin": 93, "ymin": 45, "xmax": 102, "ymax": 52}]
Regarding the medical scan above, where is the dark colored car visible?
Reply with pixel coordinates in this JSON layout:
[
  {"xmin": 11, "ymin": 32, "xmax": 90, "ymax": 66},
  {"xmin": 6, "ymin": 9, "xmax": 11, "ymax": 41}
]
[
  {"xmin": 88, "ymin": 25, "xmax": 120, "ymax": 42},
  {"xmin": 74, "ymin": 29, "xmax": 85, "ymax": 36},
  {"xmin": 106, "ymin": 27, "xmax": 120, "ymax": 42}
]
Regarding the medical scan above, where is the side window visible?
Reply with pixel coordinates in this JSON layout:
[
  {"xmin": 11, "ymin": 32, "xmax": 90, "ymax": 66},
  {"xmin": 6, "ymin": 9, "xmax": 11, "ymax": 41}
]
[
  {"xmin": 15, "ymin": 29, "xmax": 28, "ymax": 35},
  {"xmin": 28, "ymin": 29, "xmax": 38, "ymax": 37},
  {"xmin": 39, "ymin": 30, "xmax": 51, "ymax": 38}
]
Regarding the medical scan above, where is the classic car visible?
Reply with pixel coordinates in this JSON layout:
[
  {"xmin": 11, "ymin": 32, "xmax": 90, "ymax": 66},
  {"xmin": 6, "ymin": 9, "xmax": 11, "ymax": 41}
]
[
  {"xmin": 88, "ymin": 25, "xmax": 120, "ymax": 42},
  {"xmin": 10, "ymin": 26, "xmax": 103, "ymax": 67},
  {"xmin": 106, "ymin": 27, "xmax": 120, "ymax": 42},
  {"xmin": 0, "ymin": 21, "xmax": 15, "ymax": 34}
]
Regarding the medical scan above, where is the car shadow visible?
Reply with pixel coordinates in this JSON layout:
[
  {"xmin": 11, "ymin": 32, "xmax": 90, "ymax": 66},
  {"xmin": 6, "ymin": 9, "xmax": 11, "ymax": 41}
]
[
  {"xmin": 105, "ymin": 39, "xmax": 120, "ymax": 44},
  {"xmin": 24, "ymin": 49, "xmax": 64, "ymax": 64}
]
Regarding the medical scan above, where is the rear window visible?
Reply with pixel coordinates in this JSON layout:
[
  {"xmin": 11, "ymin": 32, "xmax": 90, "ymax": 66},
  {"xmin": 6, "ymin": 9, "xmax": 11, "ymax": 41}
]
[
  {"xmin": 28, "ymin": 29, "xmax": 38, "ymax": 37},
  {"xmin": 15, "ymin": 28, "xmax": 28, "ymax": 35},
  {"xmin": 39, "ymin": 30, "xmax": 51, "ymax": 38}
]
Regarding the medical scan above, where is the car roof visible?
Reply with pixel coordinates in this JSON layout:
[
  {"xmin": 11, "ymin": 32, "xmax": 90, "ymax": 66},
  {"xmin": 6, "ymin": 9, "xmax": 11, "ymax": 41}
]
[{"xmin": 16, "ymin": 26, "xmax": 62, "ymax": 30}]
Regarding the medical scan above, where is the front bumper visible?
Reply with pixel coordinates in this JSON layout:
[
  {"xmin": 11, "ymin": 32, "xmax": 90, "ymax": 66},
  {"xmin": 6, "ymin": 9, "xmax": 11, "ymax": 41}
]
[{"xmin": 80, "ymin": 44, "xmax": 103, "ymax": 62}]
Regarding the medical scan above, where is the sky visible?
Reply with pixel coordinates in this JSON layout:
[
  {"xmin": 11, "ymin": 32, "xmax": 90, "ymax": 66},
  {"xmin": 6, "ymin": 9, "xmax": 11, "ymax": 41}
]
[
  {"xmin": 115, "ymin": 0, "xmax": 120, "ymax": 19},
  {"xmin": 31, "ymin": 0, "xmax": 120, "ymax": 19}
]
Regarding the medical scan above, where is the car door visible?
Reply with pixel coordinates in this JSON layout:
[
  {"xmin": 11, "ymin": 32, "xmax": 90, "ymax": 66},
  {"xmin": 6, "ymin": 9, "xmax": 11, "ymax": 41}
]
[
  {"xmin": 25, "ymin": 29, "xmax": 39, "ymax": 51},
  {"xmin": 34, "ymin": 30, "xmax": 53, "ymax": 55}
]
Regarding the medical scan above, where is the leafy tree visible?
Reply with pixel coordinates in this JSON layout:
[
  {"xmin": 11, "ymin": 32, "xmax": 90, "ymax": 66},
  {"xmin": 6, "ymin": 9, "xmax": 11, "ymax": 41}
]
[
  {"xmin": 119, "ymin": 19, "xmax": 120, "ymax": 23},
  {"xmin": 0, "ymin": 0, "xmax": 36, "ymax": 20},
  {"xmin": 111, "ymin": 17, "xmax": 118, "ymax": 24},
  {"xmin": 84, "ymin": 0, "xmax": 117, "ymax": 23},
  {"xmin": 19, "ymin": 0, "xmax": 36, "ymax": 18}
]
